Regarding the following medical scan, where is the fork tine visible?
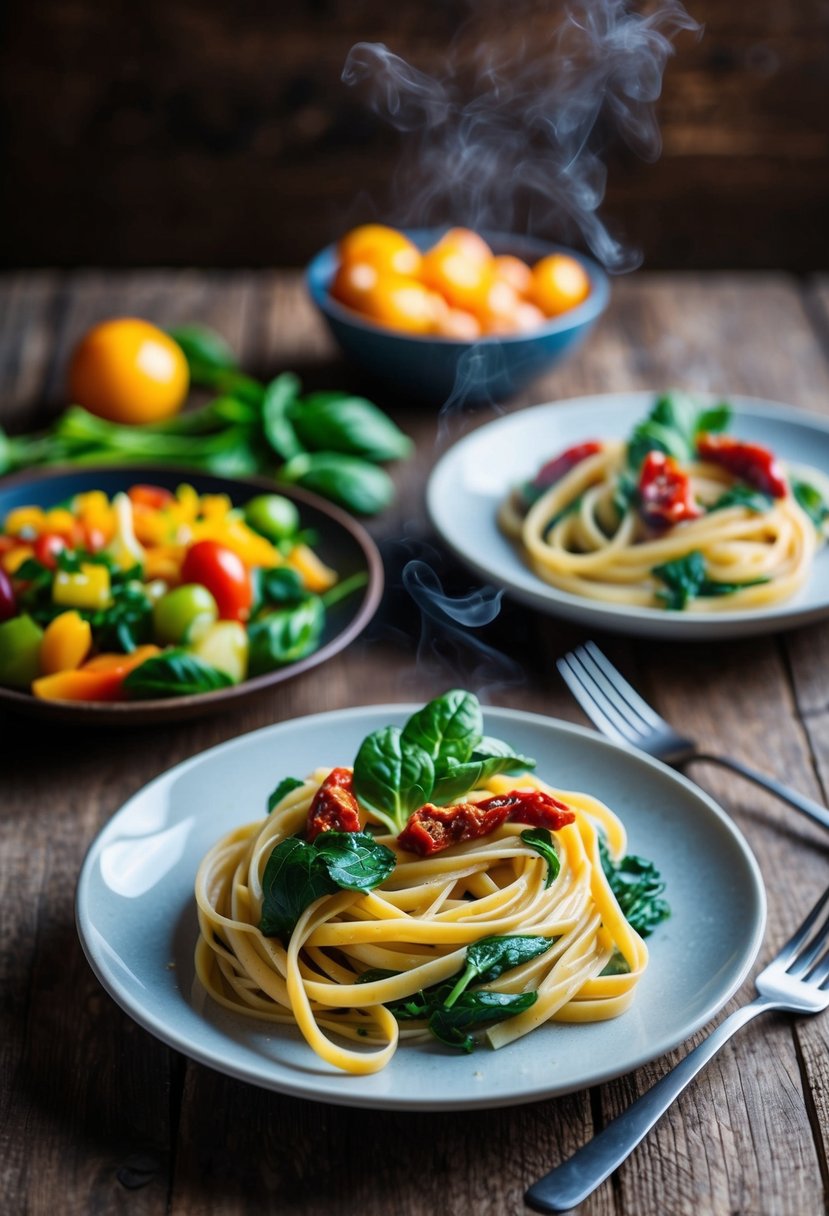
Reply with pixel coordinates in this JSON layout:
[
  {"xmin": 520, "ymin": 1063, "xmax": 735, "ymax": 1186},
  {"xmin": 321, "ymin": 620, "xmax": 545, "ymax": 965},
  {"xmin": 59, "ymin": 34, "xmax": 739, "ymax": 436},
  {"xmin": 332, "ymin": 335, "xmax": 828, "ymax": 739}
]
[
  {"xmin": 787, "ymin": 899, "xmax": 829, "ymax": 978},
  {"xmin": 582, "ymin": 641, "xmax": 668, "ymax": 732},
  {"xmin": 558, "ymin": 654, "xmax": 644, "ymax": 747},
  {"xmin": 805, "ymin": 946, "xmax": 829, "ymax": 988},
  {"xmin": 777, "ymin": 885, "xmax": 829, "ymax": 969}
]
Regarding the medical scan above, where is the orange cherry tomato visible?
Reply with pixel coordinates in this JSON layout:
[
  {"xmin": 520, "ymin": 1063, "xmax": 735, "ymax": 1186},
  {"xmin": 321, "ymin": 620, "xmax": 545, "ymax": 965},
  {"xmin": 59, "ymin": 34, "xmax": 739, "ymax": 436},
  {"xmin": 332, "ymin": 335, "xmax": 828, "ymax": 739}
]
[
  {"xmin": 338, "ymin": 225, "xmax": 422, "ymax": 277},
  {"xmin": 493, "ymin": 254, "xmax": 533, "ymax": 297},
  {"xmin": 362, "ymin": 275, "xmax": 438, "ymax": 334},
  {"xmin": 68, "ymin": 318, "xmax": 189, "ymax": 425},
  {"xmin": 330, "ymin": 261, "xmax": 381, "ymax": 316},
  {"xmin": 421, "ymin": 234, "xmax": 495, "ymax": 314},
  {"xmin": 476, "ymin": 279, "xmax": 522, "ymax": 334},
  {"xmin": 181, "ymin": 540, "xmax": 252, "ymax": 622},
  {"xmin": 436, "ymin": 228, "xmax": 492, "ymax": 264},
  {"xmin": 128, "ymin": 484, "xmax": 175, "ymax": 510},
  {"xmin": 433, "ymin": 308, "xmax": 482, "ymax": 340},
  {"xmin": 513, "ymin": 301, "xmax": 547, "ymax": 332},
  {"xmin": 530, "ymin": 255, "xmax": 591, "ymax": 317}
]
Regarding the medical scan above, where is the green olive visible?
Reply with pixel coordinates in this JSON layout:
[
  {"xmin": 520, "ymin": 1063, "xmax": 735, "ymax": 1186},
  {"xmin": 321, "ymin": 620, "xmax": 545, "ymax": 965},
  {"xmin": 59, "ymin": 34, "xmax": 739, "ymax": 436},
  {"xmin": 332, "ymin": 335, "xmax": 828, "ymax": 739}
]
[
  {"xmin": 244, "ymin": 494, "xmax": 300, "ymax": 542},
  {"xmin": 153, "ymin": 584, "xmax": 218, "ymax": 645}
]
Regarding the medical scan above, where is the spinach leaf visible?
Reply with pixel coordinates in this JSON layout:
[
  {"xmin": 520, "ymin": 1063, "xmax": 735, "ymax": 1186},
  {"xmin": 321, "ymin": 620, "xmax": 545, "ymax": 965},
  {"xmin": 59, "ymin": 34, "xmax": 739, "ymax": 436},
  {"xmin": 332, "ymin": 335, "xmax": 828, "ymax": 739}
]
[
  {"xmin": 252, "ymin": 566, "xmax": 306, "ymax": 612},
  {"xmin": 793, "ymin": 479, "xmax": 829, "ymax": 529},
  {"xmin": 600, "ymin": 949, "xmax": 631, "ymax": 976},
  {"xmin": 259, "ymin": 831, "xmax": 395, "ymax": 940},
  {"xmin": 352, "ymin": 726, "xmax": 435, "ymax": 835},
  {"xmin": 428, "ymin": 990, "xmax": 538, "ymax": 1053},
  {"xmin": 262, "ymin": 373, "xmax": 305, "ymax": 461},
  {"xmin": 652, "ymin": 550, "xmax": 769, "ymax": 610},
  {"xmin": 521, "ymin": 827, "xmax": 560, "ymax": 888},
  {"xmin": 598, "ymin": 838, "xmax": 670, "ymax": 938},
  {"xmin": 626, "ymin": 393, "xmax": 732, "ymax": 470},
  {"xmin": 267, "ymin": 776, "xmax": 305, "ymax": 813},
  {"xmin": 432, "ymin": 737, "xmax": 535, "ymax": 804},
  {"xmin": 247, "ymin": 597, "xmax": 325, "ymax": 675},
  {"xmin": 444, "ymin": 934, "xmax": 553, "ymax": 1007},
  {"xmin": 279, "ymin": 452, "xmax": 395, "ymax": 515},
  {"xmin": 167, "ymin": 325, "xmax": 237, "ymax": 385},
  {"xmin": 709, "ymin": 484, "xmax": 774, "ymax": 514},
  {"xmin": 123, "ymin": 650, "xmax": 233, "ymax": 698},
  {"xmin": 612, "ymin": 469, "xmax": 638, "ymax": 519},
  {"xmin": 290, "ymin": 393, "xmax": 413, "ymax": 462},
  {"xmin": 401, "ymin": 689, "xmax": 482, "ymax": 768}
]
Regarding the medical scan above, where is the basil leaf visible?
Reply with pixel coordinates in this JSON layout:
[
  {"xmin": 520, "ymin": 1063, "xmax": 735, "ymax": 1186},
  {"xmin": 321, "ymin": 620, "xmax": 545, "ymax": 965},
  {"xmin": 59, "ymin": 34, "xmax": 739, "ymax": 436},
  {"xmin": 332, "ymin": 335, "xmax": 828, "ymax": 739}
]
[
  {"xmin": 255, "ymin": 566, "xmax": 306, "ymax": 610},
  {"xmin": 401, "ymin": 689, "xmax": 482, "ymax": 767},
  {"xmin": 521, "ymin": 827, "xmax": 560, "ymax": 888},
  {"xmin": 168, "ymin": 325, "xmax": 237, "ymax": 385},
  {"xmin": 428, "ymin": 990, "xmax": 538, "ymax": 1053},
  {"xmin": 259, "ymin": 832, "xmax": 395, "ymax": 940},
  {"xmin": 262, "ymin": 373, "xmax": 305, "ymax": 461},
  {"xmin": 352, "ymin": 726, "xmax": 434, "ymax": 834},
  {"xmin": 599, "ymin": 838, "xmax": 670, "ymax": 938},
  {"xmin": 279, "ymin": 452, "xmax": 395, "ymax": 516},
  {"xmin": 709, "ymin": 484, "xmax": 773, "ymax": 513},
  {"xmin": 267, "ymin": 776, "xmax": 304, "ymax": 813},
  {"xmin": 693, "ymin": 403, "xmax": 731, "ymax": 437},
  {"xmin": 290, "ymin": 393, "xmax": 413, "ymax": 462},
  {"xmin": 123, "ymin": 650, "xmax": 233, "ymax": 698},
  {"xmin": 793, "ymin": 480, "xmax": 829, "ymax": 528},
  {"xmin": 312, "ymin": 831, "xmax": 396, "ymax": 890},
  {"xmin": 247, "ymin": 597, "xmax": 325, "ymax": 675}
]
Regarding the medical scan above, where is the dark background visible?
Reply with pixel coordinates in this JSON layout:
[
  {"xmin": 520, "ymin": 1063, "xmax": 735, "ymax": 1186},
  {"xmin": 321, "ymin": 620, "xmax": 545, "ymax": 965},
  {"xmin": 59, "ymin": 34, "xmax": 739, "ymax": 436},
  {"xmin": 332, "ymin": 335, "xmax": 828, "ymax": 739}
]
[{"xmin": 1, "ymin": 0, "xmax": 827, "ymax": 271}]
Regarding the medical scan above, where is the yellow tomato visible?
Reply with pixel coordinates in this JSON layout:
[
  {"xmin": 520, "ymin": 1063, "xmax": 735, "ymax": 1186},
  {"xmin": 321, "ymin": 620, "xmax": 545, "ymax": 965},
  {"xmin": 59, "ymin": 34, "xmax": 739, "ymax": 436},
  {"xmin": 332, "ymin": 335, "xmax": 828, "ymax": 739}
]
[
  {"xmin": 69, "ymin": 318, "xmax": 189, "ymax": 424},
  {"xmin": 476, "ymin": 279, "xmax": 522, "ymax": 334},
  {"xmin": 421, "ymin": 232, "xmax": 495, "ymax": 314},
  {"xmin": 531, "ymin": 255, "xmax": 591, "ymax": 317},
  {"xmin": 330, "ymin": 261, "xmax": 380, "ymax": 316},
  {"xmin": 493, "ymin": 254, "xmax": 533, "ymax": 297},
  {"xmin": 433, "ymin": 308, "xmax": 482, "ymax": 340},
  {"xmin": 362, "ymin": 275, "xmax": 437, "ymax": 334},
  {"xmin": 338, "ymin": 225, "xmax": 422, "ymax": 277}
]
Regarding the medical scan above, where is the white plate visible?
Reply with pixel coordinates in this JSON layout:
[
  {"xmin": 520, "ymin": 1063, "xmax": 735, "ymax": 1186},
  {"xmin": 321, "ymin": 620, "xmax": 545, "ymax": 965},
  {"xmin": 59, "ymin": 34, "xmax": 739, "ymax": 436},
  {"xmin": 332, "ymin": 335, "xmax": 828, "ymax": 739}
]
[
  {"xmin": 76, "ymin": 704, "xmax": 766, "ymax": 1111},
  {"xmin": 427, "ymin": 392, "xmax": 829, "ymax": 639}
]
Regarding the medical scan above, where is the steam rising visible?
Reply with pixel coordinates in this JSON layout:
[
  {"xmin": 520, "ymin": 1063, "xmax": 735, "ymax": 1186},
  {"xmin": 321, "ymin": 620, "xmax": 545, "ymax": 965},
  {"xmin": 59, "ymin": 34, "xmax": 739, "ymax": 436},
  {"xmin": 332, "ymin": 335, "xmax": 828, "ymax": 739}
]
[{"xmin": 343, "ymin": 0, "xmax": 699, "ymax": 271}]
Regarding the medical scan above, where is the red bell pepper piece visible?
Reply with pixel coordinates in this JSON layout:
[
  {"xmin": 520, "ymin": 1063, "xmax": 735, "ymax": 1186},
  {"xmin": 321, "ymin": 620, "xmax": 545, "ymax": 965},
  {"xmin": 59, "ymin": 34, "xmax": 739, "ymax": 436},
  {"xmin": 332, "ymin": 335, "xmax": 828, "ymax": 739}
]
[
  {"xmin": 531, "ymin": 442, "xmax": 603, "ymax": 493},
  {"xmin": 638, "ymin": 451, "xmax": 702, "ymax": 529},
  {"xmin": 397, "ymin": 790, "xmax": 575, "ymax": 857},
  {"xmin": 306, "ymin": 767, "xmax": 362, "ymax": 841},
  {"xmin": 696, "ymin": 433, "xmax": 787, "ymax": 499}
]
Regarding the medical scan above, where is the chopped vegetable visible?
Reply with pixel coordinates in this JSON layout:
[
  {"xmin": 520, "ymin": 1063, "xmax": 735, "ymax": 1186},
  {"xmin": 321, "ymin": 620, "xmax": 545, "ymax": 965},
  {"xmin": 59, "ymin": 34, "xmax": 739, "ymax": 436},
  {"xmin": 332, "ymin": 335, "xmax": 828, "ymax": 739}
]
[
  {"xmin": 40, "ymin": 611, "xmax": 92, "ymax": 674},
  {"xmin": 638, "ymin": 451, "xmax": 702, "ymax": 529},
  {"xmin": 696, "ymin": 433, "xmax": 787, "ymax": 498},
  {"xmin": 0, "ymin": 615, "xmax": 44, "ymax": 688}
]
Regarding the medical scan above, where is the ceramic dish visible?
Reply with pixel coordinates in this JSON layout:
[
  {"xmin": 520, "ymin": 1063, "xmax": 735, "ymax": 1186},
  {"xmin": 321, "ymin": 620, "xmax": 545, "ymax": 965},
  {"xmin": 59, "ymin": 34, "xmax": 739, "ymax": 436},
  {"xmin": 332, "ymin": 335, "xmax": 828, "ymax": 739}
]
[
  {"xmin": 0, "ymin": 466, "xmax": 383, "ymax": 723},
  {"xmin": 427, "ymin": 392, "xmax": 829, "ymax": 640},
  {"xmin": 306, "ymin": 230, "xmax": 609, "ymax": 404},
  {"xmin": 75, "ymin": 704, "xmax": 766, "ymax": 1111}
]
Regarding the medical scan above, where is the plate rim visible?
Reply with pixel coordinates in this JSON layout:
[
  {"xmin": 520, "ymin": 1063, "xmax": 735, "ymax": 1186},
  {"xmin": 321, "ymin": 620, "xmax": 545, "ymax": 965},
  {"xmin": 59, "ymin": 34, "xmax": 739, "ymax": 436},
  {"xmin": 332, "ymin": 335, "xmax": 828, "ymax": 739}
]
[
  {"xmin": 75, "ymin": 702, "xmax": 768, "ymax": 1111},
  {"xmin": 0, "ymin": 464, "xmax": 384, "ymax": 722},
  {"xmin": 426, "ymin": 391, "xmax": 829, "ymax": 639}
]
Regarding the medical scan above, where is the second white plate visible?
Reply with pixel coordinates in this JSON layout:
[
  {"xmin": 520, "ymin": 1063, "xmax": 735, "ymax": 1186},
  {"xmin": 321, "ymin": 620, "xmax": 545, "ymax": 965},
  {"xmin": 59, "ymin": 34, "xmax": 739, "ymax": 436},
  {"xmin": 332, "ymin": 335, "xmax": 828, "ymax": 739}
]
[
  {"xmin": 76, "ymin": 704, "xmax": 765, "ymax": 1110},
  {"xmin": 427, "ymin": 392, "xmax": 829, "ymax": 639}
]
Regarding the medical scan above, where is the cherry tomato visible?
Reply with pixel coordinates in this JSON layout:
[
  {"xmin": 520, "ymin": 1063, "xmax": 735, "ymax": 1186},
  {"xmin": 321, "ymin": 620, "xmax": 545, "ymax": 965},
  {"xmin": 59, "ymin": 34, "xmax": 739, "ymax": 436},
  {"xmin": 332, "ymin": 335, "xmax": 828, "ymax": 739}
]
[
  {"xmin": 33, "ymin": 533, "xmax": 67, "ymax": 569},
  {"xmin": 153, "ymin": 584, "xmax": 218, "ymax": 644},
  {"xmin": 0, "ymin": 567, "xmax": 16, "ymax": 622},
  {"xmin": 128, "ymin": 484, "xmax": 175, "ymax": 511},
  {"xmin": 493, "ymin": 254, "xmax": 533, "ymax": 296},
  {"xmin": 338, "ymin": 225, "xmax": 422, "ymax": 277},
  {"xmin": 363, "ymin": 275, "xmax": 438, "ymax": 334},
  {"xmin": 69, "ymin": 318, "xmax": 189, "ymax": 425},
  {"xmin": 476, "ymin": 278, "xmax": 521, "ymax": 334},
  {"xmin": 83, "ymin": 525, "xmax": 108, "ymax": 553},
  {"xmin": 244, "ymin": 494, "xmax": 300, "ymax": 542},
  {"xmin": 433, "ymin": 308, "xmax": 482, "ymax": 340},
  {"xmin": 181, "ymin": 540, "xmax": 252, "ymax": 622},
  {"xmin": 531, "ymin": 254, "xmax": 591, "ymax": 317},
  {"xmin": 329, "ymin": 261, "xmax": 380, "ymax": 315},
  {"xmin": 421, "ymin": 232, "xmax": 495, "ymax": 314}
]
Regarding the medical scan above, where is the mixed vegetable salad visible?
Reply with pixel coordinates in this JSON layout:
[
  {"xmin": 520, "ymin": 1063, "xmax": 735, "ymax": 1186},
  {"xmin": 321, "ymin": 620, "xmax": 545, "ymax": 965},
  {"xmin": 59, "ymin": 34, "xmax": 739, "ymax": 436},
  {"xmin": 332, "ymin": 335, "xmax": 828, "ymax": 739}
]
[{"xmin": 0, "ymin": 482, "xmax": 365, "ymax": 702}]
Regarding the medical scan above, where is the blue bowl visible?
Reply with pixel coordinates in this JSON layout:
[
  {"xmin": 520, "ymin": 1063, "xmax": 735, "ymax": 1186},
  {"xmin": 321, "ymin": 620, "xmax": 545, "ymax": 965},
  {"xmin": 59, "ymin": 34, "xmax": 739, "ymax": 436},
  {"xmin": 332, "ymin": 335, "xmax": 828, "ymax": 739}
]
[{"xmin": 306, "ymin": 228, "xmax": 610, "ymax": 405}]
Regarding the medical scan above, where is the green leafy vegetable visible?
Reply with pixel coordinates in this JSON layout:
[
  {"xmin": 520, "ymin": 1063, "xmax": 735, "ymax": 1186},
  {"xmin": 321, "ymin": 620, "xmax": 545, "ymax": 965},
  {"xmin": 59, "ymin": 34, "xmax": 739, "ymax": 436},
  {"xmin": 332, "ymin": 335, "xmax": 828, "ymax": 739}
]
[
  {"xmin": 521, "ymin": 827, "xmax": 561, "ymax": 888},
  {"xmin": 652, "ymin": 550, "xmax": 769, "ymax": 610},
  {"xmin": 267, "ymin": 776, "xmax": 305, "ymax": 813},
  {"xmin": 428, "ymin": 990, "xmax": 538, "ymax": 1053},
  {"xmin": 261, "ymin": 373, "xmax": 304, "ymax": 461},
  {"xmin": 290, "ymin": 392, "xmax": 413, "ymax": 462},
  {"xmin": 626, "ymin": 393, "xmax": 732, "ymax": 470},
  {"xmin": 443, "ymin": 934, "xmax": 553, "ymax": 1006},
  {"xmin": 259, "ymin": 831, "xmax": 395, "ymax": 940},
  {"xmin": 793, "ymin": 480, "xmax": 829, "ymax": 529},
  {"xmin": 168, "ymin": 325, "xmax": 238, "ymax": 384},
  {"xmin": 599, "ymin": 838, "xmax": 670, "ymax": 938},
  {"xmin": 279, "ymin": 452, "xmax": 395, "ymax": 516},
  {"xmin": 247, "ymin": 597, "xmax": 326, "ymax": 675},
  {"xmin": 352, "ymin": 726, "xmax": 435, "ymax": 835},
  {"xmin": 709, "ymin": 484, "xmax": 774, "ymax": 514},
  {"xmin": 252, "ymin": 566, "xmax": 306, "ymax": 611},
  {"xmin": 122, "ymin": 649, "xmax": 233, "ymax": 698}
]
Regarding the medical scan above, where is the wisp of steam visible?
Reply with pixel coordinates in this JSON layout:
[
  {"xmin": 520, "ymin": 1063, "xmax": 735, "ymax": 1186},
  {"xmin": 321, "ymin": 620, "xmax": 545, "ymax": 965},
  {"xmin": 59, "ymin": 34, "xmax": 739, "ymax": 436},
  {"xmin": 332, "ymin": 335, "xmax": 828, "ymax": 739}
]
[{"xmin": 343, "ymin": 0, "xmax": 700, "ymax": 272}]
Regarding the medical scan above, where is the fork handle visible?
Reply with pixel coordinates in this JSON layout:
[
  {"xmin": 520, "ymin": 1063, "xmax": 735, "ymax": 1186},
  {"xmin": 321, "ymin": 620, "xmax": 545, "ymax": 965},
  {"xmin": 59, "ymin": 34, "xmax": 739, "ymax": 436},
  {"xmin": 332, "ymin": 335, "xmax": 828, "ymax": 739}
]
[
  {"xmin": 525, "ymin": 997, "xmax": 774, "ymax": 1213},
  {"xmin": 683, "ymin": 753, "xmax": 829, "ymax": 833}
]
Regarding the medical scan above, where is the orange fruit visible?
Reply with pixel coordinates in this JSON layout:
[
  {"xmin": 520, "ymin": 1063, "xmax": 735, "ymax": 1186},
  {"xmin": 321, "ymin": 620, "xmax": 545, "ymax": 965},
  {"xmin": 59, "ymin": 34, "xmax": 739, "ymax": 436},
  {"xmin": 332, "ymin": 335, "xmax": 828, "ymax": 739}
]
[
  {"xmin": 69, "ymin": 318, "xmax": 189, "ymax": 425},
  {"xmin": 330, "ymin": 261, "xmax": 380, "ymax": 316},
  {"xmin": 433, "ymin": 309, "xmax": 482, "ymax": 340},
  {"xmin": 362, "ymin": 275, "xmax": 437, "ymax": 334},
  {"xmin": 338, "ymin": 225, "xmax": 422, "ymax": 277},
  {"xmin": 421, "ymin": 232, "xmax": 495, "ymax": 314},
  {"xmin": 531, "ymin": 254, "xmax": 591, "ymax": 317},
  {"xmin": 493, "ymin": 254, "xmax": 533, "ymax": 297},
  {"xmin": 476, "ymin": 279, "xmax": 522, "ymax": 334}
]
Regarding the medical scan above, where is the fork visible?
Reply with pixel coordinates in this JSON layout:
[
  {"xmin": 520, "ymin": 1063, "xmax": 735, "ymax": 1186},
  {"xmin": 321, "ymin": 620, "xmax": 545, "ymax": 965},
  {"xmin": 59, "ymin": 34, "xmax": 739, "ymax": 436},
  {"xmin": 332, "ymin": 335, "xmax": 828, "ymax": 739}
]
[
  {"xmin": 558, "ymin": 641, "xmax": 829, "ymax": 833},
  {"xmin": 526, "ymin": 882, "xmax": 829, "ymax": 1212}
]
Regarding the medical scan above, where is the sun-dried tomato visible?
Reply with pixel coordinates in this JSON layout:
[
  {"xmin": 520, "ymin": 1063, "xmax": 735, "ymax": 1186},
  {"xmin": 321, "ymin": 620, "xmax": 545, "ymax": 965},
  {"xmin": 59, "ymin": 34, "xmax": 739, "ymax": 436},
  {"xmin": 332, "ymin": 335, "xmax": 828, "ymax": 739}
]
[
  {"xmin": 696, "ymin": 433, "xmax": 787, "ymax": 499},
  {"xmin": 531, "ymin": 442, "xmax": 603, "ymax": 493},
  {"xmin": 306, "ymin": 767, "xmax": 361, "ymax": 841},
  {"xmin": 638, "ymin": 450, "xmax": 702, "ymax": 529},
  {"xmin": 397, "ymin": 790, "xmax": 575, "ymax": 856}
]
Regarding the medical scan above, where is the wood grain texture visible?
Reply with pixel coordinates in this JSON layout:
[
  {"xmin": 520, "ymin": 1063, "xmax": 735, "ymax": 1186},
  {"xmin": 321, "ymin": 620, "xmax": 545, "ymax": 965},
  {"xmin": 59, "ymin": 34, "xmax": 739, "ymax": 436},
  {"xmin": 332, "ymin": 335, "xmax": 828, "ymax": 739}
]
[{"xmin": 2, "ymin": 269, "xmax": 829, "ymax": 1215}]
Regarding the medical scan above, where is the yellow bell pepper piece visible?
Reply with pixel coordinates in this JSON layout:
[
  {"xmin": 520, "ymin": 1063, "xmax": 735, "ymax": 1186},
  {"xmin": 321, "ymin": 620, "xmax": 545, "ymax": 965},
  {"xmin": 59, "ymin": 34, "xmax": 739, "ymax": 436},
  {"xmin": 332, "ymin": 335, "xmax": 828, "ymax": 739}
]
[
  {"xmin": 40, "ymin": 611, "xmax": 93, "ymax": 674},
  {"xmin": 286, "ymin": 543, "xmax": 337, "ymax": 593},
  {"xmin": 4, "ymin": 505, "xmax": 46, "ymax": 536},
  {"xmin": 53, "ymin": 563, "xmax": 112, "ymax": 610},
  {"xmin": 2, "ymin": 545, "xmax": 34, "ymax": 574},
  {"xmin": 189, "ymin": 518, "xmax": 280, "ymax": 569},
  {"xmin": 44, "ymin": 507, "xmax": 78, "ymax": 536}
]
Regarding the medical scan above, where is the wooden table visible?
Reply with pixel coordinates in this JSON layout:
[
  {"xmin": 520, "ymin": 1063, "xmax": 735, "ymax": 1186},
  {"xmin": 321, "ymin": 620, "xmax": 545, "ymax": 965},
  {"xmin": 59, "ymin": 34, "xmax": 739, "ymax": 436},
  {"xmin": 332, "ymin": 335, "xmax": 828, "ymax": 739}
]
[{"xmin": 3, "ymin": 270, "xmax": 829, "ymax": 1216}]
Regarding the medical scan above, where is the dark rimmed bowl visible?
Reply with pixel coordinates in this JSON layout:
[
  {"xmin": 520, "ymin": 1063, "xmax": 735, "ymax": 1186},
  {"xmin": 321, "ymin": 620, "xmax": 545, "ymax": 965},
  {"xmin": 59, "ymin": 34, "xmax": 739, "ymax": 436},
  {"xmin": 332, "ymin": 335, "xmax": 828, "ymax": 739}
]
[
  {"xmin": 0, "ymin": 466, "xmax": 383, "ymax": 725},
  {"xmin": 306, "ymin": 228, "xmax": 610, "ymax": 405}
]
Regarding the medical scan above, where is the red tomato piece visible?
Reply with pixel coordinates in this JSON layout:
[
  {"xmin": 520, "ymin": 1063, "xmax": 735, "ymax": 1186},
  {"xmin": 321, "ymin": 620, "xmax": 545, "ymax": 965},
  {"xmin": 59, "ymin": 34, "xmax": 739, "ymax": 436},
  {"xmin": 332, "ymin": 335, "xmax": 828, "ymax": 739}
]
[
  {"xmin": 306, "ymin": 768, "xmax": 362, "ymax": 841},
  {"xmin": 33, "ymin": 533, "xmax": 68, "ymax": 569},
  {"xmin": 128, "ymin": 484, "xmax": 175, "ymax": 510},
  {"xmin": 638, "ymin": 451, "xmax": 703, "ymax": 529},
  {"xmin": 531, "ymin": 442, "xmax": 603, "ymax": 493},
  {"xmin": 397, "ymin": 790, "xmax": 575, "ymax": 856},
  {"xmin": 0, "ymin": 566, "xmax": 16, "ymax": 621},
  {"xmin": 696, "ymin": 433, "xmax": 787, "ymax": 499},
  {"xmin": 180, "ymin": 540, "xmax": 252, "ymax": 622}
]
